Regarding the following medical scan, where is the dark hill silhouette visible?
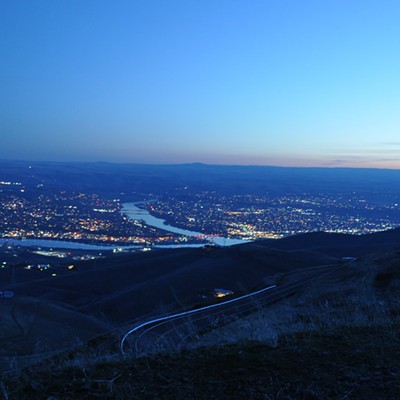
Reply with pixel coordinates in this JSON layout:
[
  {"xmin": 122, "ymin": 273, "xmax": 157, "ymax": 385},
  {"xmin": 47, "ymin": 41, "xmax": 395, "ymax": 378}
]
[
  {"xmin": 257, "ymin": 228, "xmax": 400, "ymax": 257},
  {"xmin": 2, "ymin": 228, "xmax": 400, "ymax": 359},
  {"xmin": 5, "ymin": 245, "xmax": 337, "ymax": 325}
]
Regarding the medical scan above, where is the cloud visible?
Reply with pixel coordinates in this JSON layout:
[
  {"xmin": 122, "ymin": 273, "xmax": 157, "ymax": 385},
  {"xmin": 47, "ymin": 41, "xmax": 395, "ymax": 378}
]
[
  {"xmin": 363, "ymin": 149, "xmax": 400, "ymax": 154},
  {"xmin": 379, "ymin": 142, "xmax": 400, "ymax": 146}
]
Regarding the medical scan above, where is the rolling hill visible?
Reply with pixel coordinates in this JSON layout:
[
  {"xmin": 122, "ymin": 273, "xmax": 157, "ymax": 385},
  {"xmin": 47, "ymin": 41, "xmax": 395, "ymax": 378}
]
[{"xmin": 1, "ymin": 228, "xmax": 400, "ymax": 362}]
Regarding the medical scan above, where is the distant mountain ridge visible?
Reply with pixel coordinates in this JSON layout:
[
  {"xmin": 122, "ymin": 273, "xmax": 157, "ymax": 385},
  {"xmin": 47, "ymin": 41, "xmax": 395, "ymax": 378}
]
[{"xmin": 1, "ymin": 159, "xmax": 400, "ymax": 196}]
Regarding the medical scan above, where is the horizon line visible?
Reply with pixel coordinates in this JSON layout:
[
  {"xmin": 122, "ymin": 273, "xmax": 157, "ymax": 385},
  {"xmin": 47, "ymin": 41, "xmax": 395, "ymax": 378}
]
[{"xmin": 1, "ymin": 158, "xmax": 400, "ymax": 171}]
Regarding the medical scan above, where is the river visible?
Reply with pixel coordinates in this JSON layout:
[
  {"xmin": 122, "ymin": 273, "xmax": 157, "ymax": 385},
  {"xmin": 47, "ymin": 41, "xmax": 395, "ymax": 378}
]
[
  {"xmin": 0, "ymin": 203, "xmax": 248, "ymax": 250},
  {"xmin": 0, "ymin": 238, "xmax": 122, "ymax": 251},
  {"xmin": 121, "ymin": 202, "xmax": 248, "ymax": 247}
]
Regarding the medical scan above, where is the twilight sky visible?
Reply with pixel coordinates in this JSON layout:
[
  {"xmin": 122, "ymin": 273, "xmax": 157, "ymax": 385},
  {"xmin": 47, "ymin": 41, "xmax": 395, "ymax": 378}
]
[{"xmin": 1, "ymin": 0, "xmax": 400, "ymax": 168}]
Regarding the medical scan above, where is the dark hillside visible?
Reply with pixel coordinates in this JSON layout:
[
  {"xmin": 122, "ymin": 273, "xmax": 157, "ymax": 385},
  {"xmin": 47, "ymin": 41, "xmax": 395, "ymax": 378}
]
[
  {"xmin": 5, "ymin": 245, "xmax": 337, "ymax": 325},
  {"xmin": 4, "ymin": 315, "xmax": 400, "ymax": 400},
  {"xmin": 258, "ymin": 227, "xmax": 400, "ymax": 257},
  {"xmin": 2, "ymin": 228, "xmax": 399, "ymax": 363}
]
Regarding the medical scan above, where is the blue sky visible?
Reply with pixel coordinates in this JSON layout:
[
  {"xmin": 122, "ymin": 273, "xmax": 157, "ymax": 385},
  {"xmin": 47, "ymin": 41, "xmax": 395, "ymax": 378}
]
[{"xmin": 1, "ymin": 0, "xmax": 400, "ymax": 168}]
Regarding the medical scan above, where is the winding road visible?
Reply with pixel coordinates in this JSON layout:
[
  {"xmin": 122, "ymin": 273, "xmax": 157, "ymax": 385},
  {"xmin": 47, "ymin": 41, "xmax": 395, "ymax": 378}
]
[{"xmin": 120, "ymin": 263, "xmax": 343, "ymax": 355}]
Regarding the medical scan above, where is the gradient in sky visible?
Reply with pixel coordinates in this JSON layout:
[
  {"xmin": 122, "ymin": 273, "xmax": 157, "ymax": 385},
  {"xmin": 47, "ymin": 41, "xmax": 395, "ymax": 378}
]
[{"xmin": 1, "ymin": 0, "xmax": 400, "ymax": 168}]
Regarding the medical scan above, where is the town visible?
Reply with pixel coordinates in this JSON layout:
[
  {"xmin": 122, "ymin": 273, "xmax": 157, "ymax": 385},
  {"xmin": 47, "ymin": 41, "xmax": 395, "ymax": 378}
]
[
  {"xmin": 1, "ymin": 179, "xmax": 399, "ymax": 247},
  {"xmin": 145, "ymin": 191, "xmax": 400, "ymax": 239}
]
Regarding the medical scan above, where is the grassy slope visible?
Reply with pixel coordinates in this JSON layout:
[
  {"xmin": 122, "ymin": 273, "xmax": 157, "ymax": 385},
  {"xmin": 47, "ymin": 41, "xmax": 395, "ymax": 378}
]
[
  {"xmin": 3, "ymin": 250, "xmax": 400, "ymax": 399},
  {"xmin": 3, "ymin": 324, "xmax": 399, "ymax": 399},
  {"xmin": 2, "ymin": 234, "xmax": 400, "ymax": 398}
]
